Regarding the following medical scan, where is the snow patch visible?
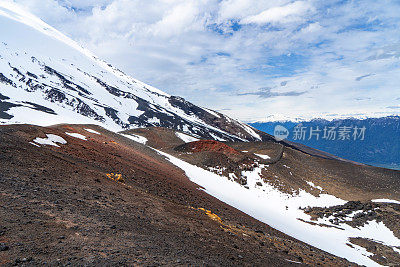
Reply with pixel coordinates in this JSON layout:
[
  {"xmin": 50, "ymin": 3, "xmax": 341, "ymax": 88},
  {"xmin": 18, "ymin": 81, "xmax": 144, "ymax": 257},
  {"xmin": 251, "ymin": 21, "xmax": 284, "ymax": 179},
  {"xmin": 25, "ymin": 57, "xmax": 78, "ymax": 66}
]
[
  {"xmin": 148, "ymin": 117, "xmax": 160, "ymax": 125},
  {"xmin": 203, "ymin": 108, "xmax": 221, "ymax": 118},
  {"xmin": 29, "ymin": 141, "xmax": 40, "ymax": 147},
  {"xmin": 240, "ymin": 123, "xmax": 262, "ymax": 140},
  {"xmin": 371, "ymin": 199, "xmax": 400, "ymax": 205},
  {"xmin": 285, "ymin": 259, "xmax": 303, "ymax": 264},
  {"xmin": 210, "ymin": 133, "xmax": 226, "ymax": 141},
  {"xmin": 33, "ymin": 134, "xmax": 66, "ymax": 147},
  {"xmin": 120, "ymin": 133, "xmax": 147, "ymax": 145},
  {"xmin": 175, "ymin": 132, "xmax": 199, "ymax": 143},
  {"xmin": 65, "ymin": 132, "xmax": 87, "ymax": 140},
  {"xmin": 85, "ymin": 128, "xmax": 101, "ymax": 135},
  {"xmin": 254, "ymin": 153, "xmax": 271, "ymax": 159},
  {"xmin": 306, "ymin": 181, "xmax": 323, "ymax": 191}
]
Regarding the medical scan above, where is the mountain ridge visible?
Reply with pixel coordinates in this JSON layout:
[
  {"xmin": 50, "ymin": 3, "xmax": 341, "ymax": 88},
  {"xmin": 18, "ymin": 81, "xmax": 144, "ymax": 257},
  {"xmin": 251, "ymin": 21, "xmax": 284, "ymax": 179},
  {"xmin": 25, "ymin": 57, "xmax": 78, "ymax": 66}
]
[{"xmin": 0, "ymin": 1, "xmax": 267, "ymax": 142}]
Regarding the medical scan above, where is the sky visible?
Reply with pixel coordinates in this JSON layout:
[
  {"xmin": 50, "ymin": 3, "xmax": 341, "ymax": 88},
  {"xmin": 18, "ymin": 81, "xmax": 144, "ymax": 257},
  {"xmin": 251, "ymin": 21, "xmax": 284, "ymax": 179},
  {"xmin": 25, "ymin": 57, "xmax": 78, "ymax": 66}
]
[{"xmin": 10, "ymin": 0, "xmax": 400, "ymax": 122}]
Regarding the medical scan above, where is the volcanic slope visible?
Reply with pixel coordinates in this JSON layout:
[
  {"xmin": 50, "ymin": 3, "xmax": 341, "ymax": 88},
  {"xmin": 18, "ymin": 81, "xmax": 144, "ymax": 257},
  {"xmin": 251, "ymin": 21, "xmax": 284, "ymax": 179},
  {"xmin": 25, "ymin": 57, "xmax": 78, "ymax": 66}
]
[
  {"xmin": 124, "ymin": 127, "xmax": 400, "ymax": 266},
  {"xmin": 0, "ymin": 124, "xmax": 354, "ymax": 266}
]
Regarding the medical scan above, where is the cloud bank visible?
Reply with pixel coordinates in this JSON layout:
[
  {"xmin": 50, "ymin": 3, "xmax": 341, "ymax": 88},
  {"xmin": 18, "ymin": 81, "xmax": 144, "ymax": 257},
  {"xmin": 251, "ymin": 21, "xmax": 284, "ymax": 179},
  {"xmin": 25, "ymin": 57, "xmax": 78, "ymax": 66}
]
[{"xmin": 9, "ymin": 0, "xmax": 400, "ymax": 121}]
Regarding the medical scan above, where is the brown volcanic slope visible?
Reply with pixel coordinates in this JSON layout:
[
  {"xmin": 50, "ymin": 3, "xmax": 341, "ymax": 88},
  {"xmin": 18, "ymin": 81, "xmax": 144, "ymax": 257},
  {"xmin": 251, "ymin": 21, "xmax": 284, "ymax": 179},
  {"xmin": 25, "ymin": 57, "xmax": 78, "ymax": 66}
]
[
  {"xmin": 230, "ymin": 141, "xmax": 400, "ymax": 201},
  {"xmin": 175, "ymin": 140, "xmax": 245, "ymax": 163},
  {"xmin": 125, "ymin": 128, "xmax": 400, "ymax": 265},
  {"xmin": 176, "ymin": 140, "xmax": 241, "ymax": 155},
  {"xmin": 124, "ymin": 127, "xmax": 400, "ymax": 201},
  {"xmin": 0, "ymin": 124, "xmax": 354, "ymax": 266},
  {"xmin": 122, "ymin": 127, "xmax": 189, "ymax": 149}
]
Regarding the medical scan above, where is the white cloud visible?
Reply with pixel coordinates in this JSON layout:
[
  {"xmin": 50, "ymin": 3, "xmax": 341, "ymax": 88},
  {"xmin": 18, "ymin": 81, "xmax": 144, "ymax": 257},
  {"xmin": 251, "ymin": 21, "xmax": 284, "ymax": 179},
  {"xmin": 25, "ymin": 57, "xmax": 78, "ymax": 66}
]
[
  {"xmin": 301, "ymin": 22, "xmax": 322, "ymax": 33},
  {"xmin": 150, "ymin": 1, "xmax": 208, "ymax": 38},
  {"xmin": 241, "ymin": 1, "xmax": 313, "ymax": 25},
  {"xmin": 10, "ymin": 0, "xmax": 400, "ymax": 121},
  {"xmin": 10, "ymin": 0, "xmax": 74, "ymax": 24}
]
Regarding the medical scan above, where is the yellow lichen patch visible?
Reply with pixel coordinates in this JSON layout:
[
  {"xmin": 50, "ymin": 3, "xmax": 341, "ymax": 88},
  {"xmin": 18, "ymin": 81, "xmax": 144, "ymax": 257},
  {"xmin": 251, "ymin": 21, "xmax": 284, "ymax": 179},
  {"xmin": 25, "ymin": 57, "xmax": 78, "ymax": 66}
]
[
  {"xmin": 191, "ymin": 207, "xmax": 259, "ymax": 236},
  {"xmin": 106, "ymin": 173, "xmax": 125, "ymax": 183},
  {"xmin": 203, "ymin": 208, "xmax": 222, "ymax": 223},
  {"xmin": 191, "ymin": 207, "xmax": 246, "ymax": 236},
  {"xmin": 191, "ymin": 207, "xmax": 223, "ymax": 224},
  {"xmin": 207, "ymin": 212, "xmax": 223, "ymax": 223},
  {"xmin": 189, "ymin": 207, "xmax": 319, "ymax": 265}
]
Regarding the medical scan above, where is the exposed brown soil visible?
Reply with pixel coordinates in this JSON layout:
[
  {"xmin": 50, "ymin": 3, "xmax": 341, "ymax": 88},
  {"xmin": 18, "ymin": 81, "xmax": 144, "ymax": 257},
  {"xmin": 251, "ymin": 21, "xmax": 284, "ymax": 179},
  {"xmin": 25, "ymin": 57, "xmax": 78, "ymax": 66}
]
[
  {"xmin": 304, "ymin": 201, "xmax": 400, "ymax": 239},
  {"xmin": 226, "ymin": 142, "xmax": 400, "ymax": 201},
  {"xmin": 226, "ymin": 141, "xmax": 285, "ymax": 164},
  {"xmin": 144, "ymin": 132, "xmax": 400, "ymax": 201},
  {"xmin": 129, "ymin": 127, "xmax": 400, "ymax": 201},
  {"xmin": 122, "ymin": 127, "xmax": 187, "ymax": 149},
  {"xmin": 0, "ymin": 124, "xmax": 353, "ymax": 266},
  {"xmin": 349, "ymin": 238, "xmax": 400, "ymax": 266}
]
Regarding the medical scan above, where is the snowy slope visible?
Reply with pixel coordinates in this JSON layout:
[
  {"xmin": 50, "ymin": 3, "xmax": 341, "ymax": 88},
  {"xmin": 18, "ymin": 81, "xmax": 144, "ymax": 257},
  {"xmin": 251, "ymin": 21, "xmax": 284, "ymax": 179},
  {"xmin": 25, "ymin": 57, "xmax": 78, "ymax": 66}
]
[
  {"xmin": 157, "ymin": 149, "xmax": 400, "ymax": 267},
  {"xmin": 0, "ymin": 2, "xmax": 263, "ymax": 141}
]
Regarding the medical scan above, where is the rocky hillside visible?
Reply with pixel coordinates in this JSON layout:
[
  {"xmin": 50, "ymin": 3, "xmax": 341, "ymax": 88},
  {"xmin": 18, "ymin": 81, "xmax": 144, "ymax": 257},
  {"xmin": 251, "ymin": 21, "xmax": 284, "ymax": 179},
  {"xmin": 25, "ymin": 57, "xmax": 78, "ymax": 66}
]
[
  {"xmin": 125, "ymin": 126, "xmax": 400, "ymax": 266},
  {"xmin": 1, "ymin": 124, "xmax": 399, "ymax": 266},
  {"xmin": 0, "ymin": 124, "xmax": 353, "ymax": 266}
]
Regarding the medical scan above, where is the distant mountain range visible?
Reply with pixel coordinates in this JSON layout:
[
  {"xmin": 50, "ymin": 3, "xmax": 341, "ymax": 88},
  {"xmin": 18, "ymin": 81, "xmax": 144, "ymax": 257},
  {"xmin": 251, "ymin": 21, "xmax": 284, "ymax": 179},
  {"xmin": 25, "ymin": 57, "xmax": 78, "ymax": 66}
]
[{"xmin": 250, "ymin": 116, "xmax": 400, "ymax": 170}]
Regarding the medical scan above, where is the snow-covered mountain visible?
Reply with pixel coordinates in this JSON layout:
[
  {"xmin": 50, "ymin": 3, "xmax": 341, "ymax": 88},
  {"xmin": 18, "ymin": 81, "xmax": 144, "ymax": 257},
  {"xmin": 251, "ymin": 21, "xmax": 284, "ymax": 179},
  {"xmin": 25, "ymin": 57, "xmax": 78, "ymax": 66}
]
[{"xmin": 0, "ymin": 2, "xmax": 264, "ymax": 142}]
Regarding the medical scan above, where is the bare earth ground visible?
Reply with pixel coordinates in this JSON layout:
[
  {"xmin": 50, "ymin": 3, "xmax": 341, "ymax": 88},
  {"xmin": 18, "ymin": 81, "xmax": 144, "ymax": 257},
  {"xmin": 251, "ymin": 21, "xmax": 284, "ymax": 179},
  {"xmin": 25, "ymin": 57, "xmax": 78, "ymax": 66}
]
[{"xmin": 0, "ymin": 124, "xmax": 355, "ymax": 266}]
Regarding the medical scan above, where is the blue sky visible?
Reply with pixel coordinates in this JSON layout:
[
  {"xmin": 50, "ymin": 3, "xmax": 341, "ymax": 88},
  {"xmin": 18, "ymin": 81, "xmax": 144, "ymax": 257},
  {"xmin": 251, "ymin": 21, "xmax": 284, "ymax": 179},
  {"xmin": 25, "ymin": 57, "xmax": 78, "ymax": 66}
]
[{"xmin": 11, "ymin": 0, "xmax": 400, "ymax": 121}]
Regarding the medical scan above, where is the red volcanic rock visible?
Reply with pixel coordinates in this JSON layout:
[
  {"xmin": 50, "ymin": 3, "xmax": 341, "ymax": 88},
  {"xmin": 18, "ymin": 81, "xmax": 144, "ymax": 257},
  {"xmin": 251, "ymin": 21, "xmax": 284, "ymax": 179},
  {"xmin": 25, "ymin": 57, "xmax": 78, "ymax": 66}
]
[{"xmin": 176, "ymin": 140, "xmax": 242, "ymax": 156}]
